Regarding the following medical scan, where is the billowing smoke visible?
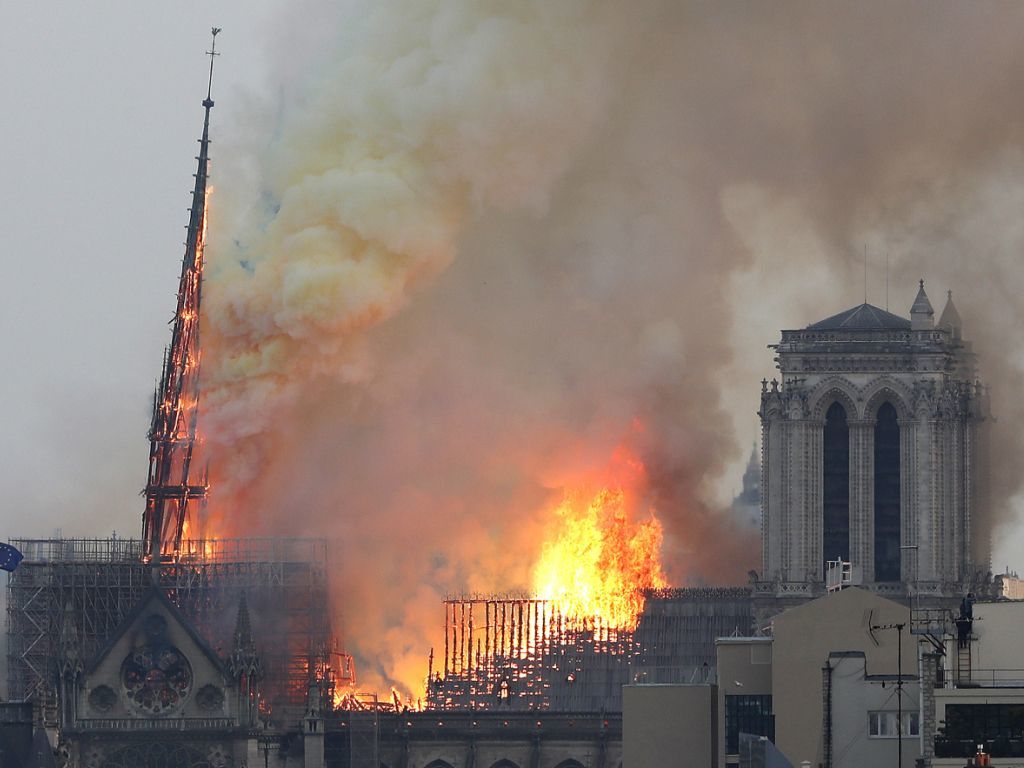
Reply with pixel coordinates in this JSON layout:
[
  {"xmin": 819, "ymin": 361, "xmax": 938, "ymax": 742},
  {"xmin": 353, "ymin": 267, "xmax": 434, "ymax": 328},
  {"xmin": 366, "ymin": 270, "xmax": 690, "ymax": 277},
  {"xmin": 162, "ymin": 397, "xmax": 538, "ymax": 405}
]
[{"xmin": 203, "ymin": 1, "xmax": 1024, "ymax": 694}]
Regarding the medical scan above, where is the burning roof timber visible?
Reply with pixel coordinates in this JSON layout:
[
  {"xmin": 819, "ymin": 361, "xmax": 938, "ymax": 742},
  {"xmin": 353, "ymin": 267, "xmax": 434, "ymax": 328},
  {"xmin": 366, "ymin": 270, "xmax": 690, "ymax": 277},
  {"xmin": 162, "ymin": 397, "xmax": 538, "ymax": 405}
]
[{"xmin": 426, "ymin": 588, "xmax": 753, "ymax": 712}]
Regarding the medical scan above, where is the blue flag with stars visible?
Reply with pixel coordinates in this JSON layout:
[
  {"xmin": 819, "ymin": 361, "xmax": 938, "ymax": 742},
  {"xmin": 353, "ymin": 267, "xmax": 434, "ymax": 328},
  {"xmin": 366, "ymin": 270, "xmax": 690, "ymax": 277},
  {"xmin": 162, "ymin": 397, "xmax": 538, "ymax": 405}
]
[{"xmin": 0, "ymin": 543, "xmax": 23, "ymax": 572}]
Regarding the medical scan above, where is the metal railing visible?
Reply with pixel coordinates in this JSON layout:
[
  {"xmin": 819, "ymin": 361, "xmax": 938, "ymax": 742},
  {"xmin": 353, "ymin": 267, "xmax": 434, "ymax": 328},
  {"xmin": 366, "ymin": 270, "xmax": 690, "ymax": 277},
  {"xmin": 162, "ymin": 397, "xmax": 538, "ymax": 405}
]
[
  {"xmin": 74, "ymin": 717, "xmax": 236, "ymax": 731},
  {"xmin": 11, "ymin": 537, "xmax": 328, "ymax": 565},
  {"xmin": 943, "ymin": 668, "xmax": 1024, "ymax": 689}
]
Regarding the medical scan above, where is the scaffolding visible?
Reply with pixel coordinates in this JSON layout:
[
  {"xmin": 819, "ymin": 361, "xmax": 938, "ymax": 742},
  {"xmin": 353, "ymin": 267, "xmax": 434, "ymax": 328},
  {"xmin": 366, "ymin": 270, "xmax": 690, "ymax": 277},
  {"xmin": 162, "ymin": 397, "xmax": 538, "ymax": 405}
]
[
  {"xmin": 425, "ymin": 587, "xmax": 753, "ymax": 712},
  {"xmin": 348, "ymin": 693, "xmax": 380, "ymax": 768},
  {"xmin": 6, "ymin": 537, "xmax": 336, "ymax": 724}
]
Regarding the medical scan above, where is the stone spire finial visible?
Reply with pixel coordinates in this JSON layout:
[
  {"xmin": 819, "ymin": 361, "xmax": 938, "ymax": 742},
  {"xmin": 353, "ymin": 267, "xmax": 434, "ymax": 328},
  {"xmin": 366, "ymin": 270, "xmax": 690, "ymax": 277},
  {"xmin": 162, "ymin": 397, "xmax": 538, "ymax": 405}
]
[
  {"xmin": 939, "ymin": 289, "xmax": 962, "ymax": 338},
  {"xmin": 306, "ymin": 681, "xmax": 323, "ymax": 719},
  {"xmin": 58, "ymin": 602, "xmax": 82, "ymax": 679},
  {"xmin": 910, "ymin": 279, "xmax": 934, "ymax": 330},
  {"xmin": 227, "ymin": 594, "xmax": 262, "ymax": 683},
  {"xmin": 234, "ymin": 592, "xmax": 253, "ymax": 647},
  {"xmin": 742, "ymin": 443, "xmax": 760, "ymax": 495}
]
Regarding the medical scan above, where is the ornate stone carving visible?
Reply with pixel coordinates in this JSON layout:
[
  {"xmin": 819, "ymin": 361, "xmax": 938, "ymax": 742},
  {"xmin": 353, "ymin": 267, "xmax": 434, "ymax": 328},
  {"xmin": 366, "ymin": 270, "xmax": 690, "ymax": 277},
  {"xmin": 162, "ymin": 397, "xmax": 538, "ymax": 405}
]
[
  {"xmin": 88, "ymin": 684, "xmax": 117, "ymax": 713},
  {"xmin": 196, "ymin": 684, "xmax": 225, "ymax": 712},
  {"xmin": 120, "ymin": 614, "xmax": 193, "ymax": 716},
  {"xmin": 760, "ymin": 289, "xmax": 989, "ymax": 597}
]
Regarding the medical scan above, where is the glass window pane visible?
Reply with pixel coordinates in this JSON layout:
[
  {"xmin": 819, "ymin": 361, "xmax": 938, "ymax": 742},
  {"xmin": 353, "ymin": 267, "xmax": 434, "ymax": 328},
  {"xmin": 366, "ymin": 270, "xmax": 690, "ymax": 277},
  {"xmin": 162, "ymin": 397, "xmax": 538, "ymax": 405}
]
[
  {"xmin": 725, "ymin": 695, "xmax": 774, "ymax": 753},
  {"xmin": 907, "ymin": 711, "xmax": 920, "ymax": 737},
  {"xmin": 869, "ymin": 710, "xmax": 921, "ymax": 738}
]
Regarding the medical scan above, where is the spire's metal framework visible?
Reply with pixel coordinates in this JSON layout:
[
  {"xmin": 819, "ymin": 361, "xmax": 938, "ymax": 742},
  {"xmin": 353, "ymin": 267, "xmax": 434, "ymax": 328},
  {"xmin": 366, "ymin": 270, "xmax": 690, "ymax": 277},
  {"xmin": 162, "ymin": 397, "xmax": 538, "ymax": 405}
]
[{"xmin": 141, "ymin": 29, "xmax": 220, "ymax": 560}]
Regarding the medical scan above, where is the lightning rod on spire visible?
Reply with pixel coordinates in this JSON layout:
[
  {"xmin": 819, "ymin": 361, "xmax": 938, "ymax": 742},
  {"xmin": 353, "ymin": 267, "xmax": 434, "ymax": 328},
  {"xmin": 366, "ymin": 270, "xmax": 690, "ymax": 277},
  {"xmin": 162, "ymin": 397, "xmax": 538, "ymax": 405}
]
[
  {"xmin": 885, "ymin": 251, "xmax": 889, "ymax": 311},
  {"xmin": 863, "ymin": 243, "xmax": 867, "ymax": 305},
  {"xmin": 206, "ymin": 27, "xmax": 221, "ymax": 105}
]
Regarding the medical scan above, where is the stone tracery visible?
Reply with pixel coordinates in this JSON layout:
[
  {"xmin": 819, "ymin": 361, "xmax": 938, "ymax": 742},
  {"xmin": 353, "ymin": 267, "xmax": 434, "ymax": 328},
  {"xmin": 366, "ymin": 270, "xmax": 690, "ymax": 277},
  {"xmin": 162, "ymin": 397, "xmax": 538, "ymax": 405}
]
[{"xmin": 758, "ymin": 284, "xmax": 990, "ymax": 599}]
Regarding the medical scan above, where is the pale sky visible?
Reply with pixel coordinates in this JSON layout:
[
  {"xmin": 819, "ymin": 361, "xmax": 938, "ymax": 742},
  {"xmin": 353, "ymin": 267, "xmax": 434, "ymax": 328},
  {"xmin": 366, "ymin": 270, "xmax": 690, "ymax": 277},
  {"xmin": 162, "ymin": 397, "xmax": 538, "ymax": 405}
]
[{"xmin": 0, "ymin": 3, "xmax": 279, "ymax": 538}]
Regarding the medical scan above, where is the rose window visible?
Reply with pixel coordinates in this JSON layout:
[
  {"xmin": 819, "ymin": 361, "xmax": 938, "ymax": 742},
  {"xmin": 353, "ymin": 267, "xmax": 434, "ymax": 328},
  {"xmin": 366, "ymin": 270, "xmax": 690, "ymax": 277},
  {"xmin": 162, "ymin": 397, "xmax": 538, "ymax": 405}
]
[{"xmin": 120, "ymin": 614, "xmax": 193, "ymax": 715}]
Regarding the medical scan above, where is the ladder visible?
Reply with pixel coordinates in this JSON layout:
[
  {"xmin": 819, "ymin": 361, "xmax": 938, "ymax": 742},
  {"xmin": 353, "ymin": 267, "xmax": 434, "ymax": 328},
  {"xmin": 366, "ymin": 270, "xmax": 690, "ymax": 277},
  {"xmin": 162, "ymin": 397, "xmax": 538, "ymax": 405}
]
[{"xmin": 956, "ymin": 638, "xmax": 972, "ymax": 687}]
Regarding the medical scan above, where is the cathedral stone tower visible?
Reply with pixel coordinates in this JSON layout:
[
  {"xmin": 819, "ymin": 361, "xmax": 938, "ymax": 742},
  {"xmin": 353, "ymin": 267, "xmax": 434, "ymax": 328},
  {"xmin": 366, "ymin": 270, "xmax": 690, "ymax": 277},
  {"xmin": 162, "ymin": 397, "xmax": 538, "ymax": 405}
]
[{"xmin": 756, "ymin": 281, "xmax": 990, "ymax": 604}]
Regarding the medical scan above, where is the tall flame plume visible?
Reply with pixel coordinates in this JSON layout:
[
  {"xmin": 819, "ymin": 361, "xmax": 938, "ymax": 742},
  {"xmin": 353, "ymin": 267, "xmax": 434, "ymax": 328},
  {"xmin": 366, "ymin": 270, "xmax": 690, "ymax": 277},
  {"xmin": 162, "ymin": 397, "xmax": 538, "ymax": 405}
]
[{"xmin": 532, "ymin": 446, "xmax": 666, "ymax": 631}]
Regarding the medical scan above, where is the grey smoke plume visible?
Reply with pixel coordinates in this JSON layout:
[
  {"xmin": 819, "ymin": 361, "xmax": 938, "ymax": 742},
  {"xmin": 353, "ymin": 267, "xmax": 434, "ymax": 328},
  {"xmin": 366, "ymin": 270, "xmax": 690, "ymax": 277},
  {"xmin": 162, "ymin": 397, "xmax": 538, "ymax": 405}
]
[{"xmin": 203, "ymin": 1, "xmax": 1024, "ymax": 693}]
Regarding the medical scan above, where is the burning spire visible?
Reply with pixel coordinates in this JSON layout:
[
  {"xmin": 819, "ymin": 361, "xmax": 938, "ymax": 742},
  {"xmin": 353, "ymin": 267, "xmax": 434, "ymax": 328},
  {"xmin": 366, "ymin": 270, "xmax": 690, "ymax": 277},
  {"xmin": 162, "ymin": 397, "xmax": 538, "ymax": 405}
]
[{"xmin": 141, "ymin": 28, "xmax": 220, "ymax": 561}]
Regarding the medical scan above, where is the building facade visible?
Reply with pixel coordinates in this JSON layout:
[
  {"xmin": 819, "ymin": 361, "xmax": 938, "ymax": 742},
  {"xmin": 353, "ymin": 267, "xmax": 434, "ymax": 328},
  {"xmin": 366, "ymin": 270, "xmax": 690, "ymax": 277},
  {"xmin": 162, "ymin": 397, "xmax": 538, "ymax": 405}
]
[
  {"xmin": 623, "ymin": 684, "xmax": 717, "ymax": 767},
  {"xmin": 928, "ymin": 599, "xmax": 1024, "ymax": 766},
  {"xmin": 626, "ymin": 588, "xmax": 919, "ymax": 768},
  {"xmin": 58, "ymin": 587, "xmax": 263, "ymax": 768},
  {"xmin": 758, "ymin": 282, "xmax": 990, "ymax": 600},
  {"xmin": 825, "ymin": 651, "xmax": 921, "ymax": 768}
]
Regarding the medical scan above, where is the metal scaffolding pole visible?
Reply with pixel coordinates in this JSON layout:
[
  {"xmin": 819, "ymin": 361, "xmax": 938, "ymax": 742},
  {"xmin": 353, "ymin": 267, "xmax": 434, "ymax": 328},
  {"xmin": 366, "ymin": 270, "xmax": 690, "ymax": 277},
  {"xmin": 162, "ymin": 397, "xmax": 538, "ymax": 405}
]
[{"xmin": 7, "ymin": 537, "xmax": 335, "ymax": 725}]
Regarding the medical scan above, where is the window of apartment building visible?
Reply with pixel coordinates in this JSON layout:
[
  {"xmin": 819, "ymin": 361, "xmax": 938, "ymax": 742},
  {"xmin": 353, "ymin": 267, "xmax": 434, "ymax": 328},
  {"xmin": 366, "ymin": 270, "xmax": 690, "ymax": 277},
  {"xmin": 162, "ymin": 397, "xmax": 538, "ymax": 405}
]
[
  {"xmin": 869, "ymin": 710, "xmax": 920, "ymax": 738},
  {"xmin": 941, "ymin": 703, "xmax": 1024, "ymax": 742},
  {"xmin": 725, "ymin": 694, "xmax": 774, "ymax": 754},
  {"xmin": 937, "ymin": 703, "xmax": 1024, "ymax": 758}
]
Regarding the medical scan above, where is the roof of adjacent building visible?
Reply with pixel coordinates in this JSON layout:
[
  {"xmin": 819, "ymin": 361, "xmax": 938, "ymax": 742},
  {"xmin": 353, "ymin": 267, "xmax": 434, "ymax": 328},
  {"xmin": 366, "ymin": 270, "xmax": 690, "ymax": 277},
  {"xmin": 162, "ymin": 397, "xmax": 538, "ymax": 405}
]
[
  {"xmin": 826, "ymin": 651, "xmax": 920, "ymax": 682},
  {"xmin": 806, "ymin": 303, "xmax": 912, "ymax": 331}
]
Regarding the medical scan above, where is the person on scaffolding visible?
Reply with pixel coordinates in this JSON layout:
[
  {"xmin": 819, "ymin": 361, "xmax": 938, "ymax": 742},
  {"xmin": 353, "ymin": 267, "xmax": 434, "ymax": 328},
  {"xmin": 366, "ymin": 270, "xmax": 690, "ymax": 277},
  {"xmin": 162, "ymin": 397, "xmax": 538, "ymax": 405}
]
[{"xmin": 956, "ymin": 592, "xmax": 974, "ymax": 649}]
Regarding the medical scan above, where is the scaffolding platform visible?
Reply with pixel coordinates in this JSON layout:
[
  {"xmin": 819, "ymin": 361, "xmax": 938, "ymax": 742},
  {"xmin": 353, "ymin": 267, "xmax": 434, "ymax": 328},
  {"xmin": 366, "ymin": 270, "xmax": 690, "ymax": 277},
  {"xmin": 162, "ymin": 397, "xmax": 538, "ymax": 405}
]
[{"xmin": 6, "ymin": 536, "xmax": 335, "ymax": 724}]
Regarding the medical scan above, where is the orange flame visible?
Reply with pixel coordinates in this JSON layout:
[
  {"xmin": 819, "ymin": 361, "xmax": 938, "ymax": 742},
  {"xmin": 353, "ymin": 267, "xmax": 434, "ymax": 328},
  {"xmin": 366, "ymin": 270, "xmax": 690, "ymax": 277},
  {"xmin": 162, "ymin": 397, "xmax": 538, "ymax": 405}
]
[{"xmin": 532, "ymin": 446, "xmax": 666, "ymax": 630}]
